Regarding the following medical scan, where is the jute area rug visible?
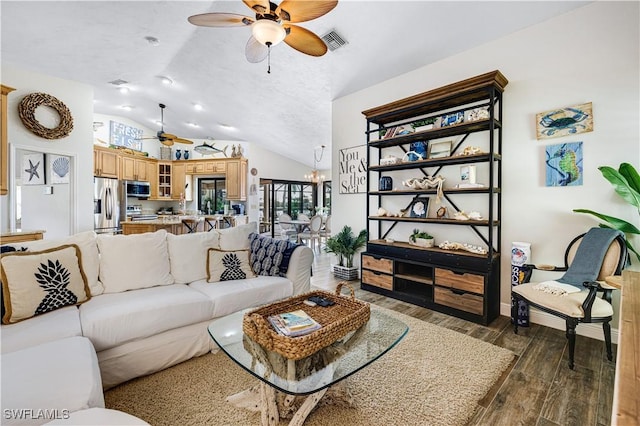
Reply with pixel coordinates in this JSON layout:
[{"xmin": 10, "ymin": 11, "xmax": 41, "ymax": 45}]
[{"xmin": 105, "ymin": 307, "xmax": 514, "ymax": 426}]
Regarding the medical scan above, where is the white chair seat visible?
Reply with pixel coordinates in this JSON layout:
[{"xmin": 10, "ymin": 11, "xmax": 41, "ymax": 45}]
[{"xmin": 513, "ymin": 282, "xmax": 613, "ymax": 318}]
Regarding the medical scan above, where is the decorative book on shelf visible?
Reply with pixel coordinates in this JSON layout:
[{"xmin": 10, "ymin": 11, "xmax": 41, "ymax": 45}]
[{"xmin": 268, "ymin": 309, "xmax": 321, "ymax": 337}]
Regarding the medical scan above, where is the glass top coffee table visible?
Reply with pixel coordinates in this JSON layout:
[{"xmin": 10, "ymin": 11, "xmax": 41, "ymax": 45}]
[{"xmin": 208, "ymin": 308, "xmax": 408, "ymax": 426}]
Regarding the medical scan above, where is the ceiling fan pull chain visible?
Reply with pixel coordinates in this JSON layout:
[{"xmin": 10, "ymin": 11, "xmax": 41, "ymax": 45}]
[{"xmin": 267, "ymin": 42, "xmax": 272, "ymax": 74}]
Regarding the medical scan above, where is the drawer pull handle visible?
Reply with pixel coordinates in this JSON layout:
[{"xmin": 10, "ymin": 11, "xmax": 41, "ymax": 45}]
[{"xmin": 451, "ymin": 289, "xmax": 465, "ymax": 295}]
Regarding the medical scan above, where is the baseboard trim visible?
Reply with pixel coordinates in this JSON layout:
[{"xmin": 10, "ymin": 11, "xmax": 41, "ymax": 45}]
[{"xmin": 499, "ymin": 303, "xmax": 619, "ymax": 344}]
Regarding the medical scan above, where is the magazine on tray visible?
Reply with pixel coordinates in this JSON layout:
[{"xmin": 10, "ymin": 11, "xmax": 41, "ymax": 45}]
[{"xmin": 268, "ymin": 309, "xmax": 321, "ymax": 337}]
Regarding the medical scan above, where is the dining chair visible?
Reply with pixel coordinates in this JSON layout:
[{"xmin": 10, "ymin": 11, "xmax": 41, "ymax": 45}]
[
  {"xmin": 181, "ymin": 218, "xmax": 198, "ymax": 234},
  {"xmin": 511, "ymin": 228, "xmax": 627, "ymax": 369},
  {"xmin": 278, "ymin": 213, "xmax": 297, "ymax": 241},
  {"xmin": 297, "ymin": 215, "xmax": 323, "ymax": 252},
  {"xmin": 319, "ymin": 215, "xmax": 332, "ymax": 246}
]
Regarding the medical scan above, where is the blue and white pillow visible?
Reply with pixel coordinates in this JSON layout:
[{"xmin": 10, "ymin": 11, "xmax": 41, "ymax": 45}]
[{"xmin": 249, "ymin": 233, "xmax": 299, "ymax": 277}]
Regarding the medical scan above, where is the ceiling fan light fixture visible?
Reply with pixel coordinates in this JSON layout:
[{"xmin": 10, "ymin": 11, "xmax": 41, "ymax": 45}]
[{"xmin": 252, "ymin": 19, "xmax": 286, "ymax": 46}]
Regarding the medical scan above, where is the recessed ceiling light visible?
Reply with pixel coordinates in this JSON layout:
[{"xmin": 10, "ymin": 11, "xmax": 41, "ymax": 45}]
[
  {"xmin": 144, "ymin": 36, "xmax": 160, "ymax": 46},
  {"xmin": 159, "ymin": 76, "xmax": 173, "ymax": 86},
  {"xmin": 187, "ymin": 122, "xmax": 199, "ymax": 127},
  {"xmin": 219, "ymin": 123, "xmax": 236, "ymax": 131},
  {"xmin": 193, "ymin": 103, "xmax": 203, "ymax": 111},
  {"xmin": 119, "ymin": 87, "xmax": 129, "ymax": 94},
  {"xmin": 155, "ymin": 120, "xmax": 163, "ymax": 126},
  {"xmin": 120, "ymin": 105, "xmax": 133, "ymax": 111}
]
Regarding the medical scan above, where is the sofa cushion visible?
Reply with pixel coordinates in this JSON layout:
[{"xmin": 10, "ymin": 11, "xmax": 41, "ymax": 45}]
[
  {"xmin": 249, "ymin": 232, "xmax": 299, "ymax": 277},
  {"xmin": 190, "ymin": 275, "xmax": 292, "ymax": 318},
  {"xmin": 1, "ymin": 244, "xmax": 90, "ymax": 324},
  {"xmin": 1, "ymin": 336, "xmax": 104, "ymax": 426},
  {"xmin": 1, "ymin": 305, "xmax": 81, "ymax": 354},
  {"xmin": 97, "ymin": 230, "xmax": 174, "ymax": 293},
  {"xmin": 167, "ymin": 231, "xmax": 220, "ymax": 284},
  {"xmin": 207, "ymin": 249, "xmax": 256, "ymax": 282},
  {"xmin": 217, "ymin": 222, "xmax": 257, "ymax": 251},
  {"xmin": 1, "ymin": 231, "xmax": 103, "ymax": 296},
  {"xmin": 79, "ymin": 284, "xmax": 213, "ymax": 352}
]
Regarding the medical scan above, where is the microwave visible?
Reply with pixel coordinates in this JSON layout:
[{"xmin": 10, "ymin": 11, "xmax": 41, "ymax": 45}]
[{"xmin": 125, "ymin": 181, "xmax": 150, "ymax": 198}]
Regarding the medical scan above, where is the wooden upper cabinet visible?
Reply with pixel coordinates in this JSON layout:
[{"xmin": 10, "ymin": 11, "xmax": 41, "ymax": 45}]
[
  {"xmin": 147, "ymin": 161, "xmax": 158, "ymax": 199},
  {"xmin": 184, "ymin": 159, "xmax": 226, "ymax": 175},
  {"xmin": 120, "ymin": 156, "xmax": 150, "ymax": 181},
  {"xmin": 185, "ymin": 161, "xmax": 204, "ymax": 174},
  {"xmin": 171, "ymin": 162, "xmax": 186, "ymax": 200},
  {"xmin": 226, "ymin": 158, "xmax": 247, "ymax": 201},
  {"xmin": 94, "ymin": 146, "xmax": 119, "ymax": 178},
  {"xmin": 1, "ymin": 85, "xmax": 15, "ymax": 196}
]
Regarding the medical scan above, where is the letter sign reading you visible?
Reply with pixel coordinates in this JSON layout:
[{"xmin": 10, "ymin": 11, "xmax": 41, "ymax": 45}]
[{"xmin": 339, "ymin": 145, "xmax": 367, "ymax": 194}]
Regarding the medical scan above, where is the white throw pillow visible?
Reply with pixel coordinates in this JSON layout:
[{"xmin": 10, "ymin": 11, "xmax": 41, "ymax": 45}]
[
  {"xmin": 217, "ymin": 222, "xmax": 257, "ymax": 251},
  {"xmin": 1, "ymin": 231, "xmax": 103, "ymax": 296},
  {"xmin": 167, "ymin": 231, "xmax": 220, "ymax": 284},
  {"xmin": 97, "ymin": 230, "xmax": 174, "ymax": 293},
  {"xmin": 1, "ymin": 244, "xmax": 90, "ymax": 324},
  {"xmin": 207, "ymin": 249, "xmax": 256, "ymax": 282}
]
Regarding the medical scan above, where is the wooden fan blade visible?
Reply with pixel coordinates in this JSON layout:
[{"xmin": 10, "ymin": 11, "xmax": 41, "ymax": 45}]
[
  {"xmin": 245, "ymin": 35, "xmax": 269, "ymax": 63},
  {"xmin": 283, "ymin": 25, "xmax": 328, "ymax": 57},
  {"xmin": 160, "ymin": 133, "xmax": 178, "ymax": 140},
  {"xmin": 243, "ymin": 0, "xmax": 271, "ymax": 15},
  {"xmin": 276, "ymin": 0, "xmax": 338, "ymax": 23},
  {"xmin": 188, "ymin": 13, "xmax": 254, "ymax": 27},
  {"xmin": 160, "ymin": 139, "xmax": 174, "ymax": 146},
  {"xmin": 173, "ymin": 138, "xmax": 194, "ymax": 145},
  {"xmin": 137, "ymin": 137, "xmax": 160, "ymax": 140}
]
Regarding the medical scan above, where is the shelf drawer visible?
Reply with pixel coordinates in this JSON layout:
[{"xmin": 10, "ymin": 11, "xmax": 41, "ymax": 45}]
[
  {"xmin": 362, "ymin": 269, "xmax": 393, "ymax": 290},
  {"xmin": 435, "ymin": 268, "xmax": 484, "ymax": 295},
  {"xmin": 434, "ymin": 286, "xmax": 484, "ymax": 315},
  {"xmin": 362, "ymin": 255, "xmax": 393, "ymax": 274}
]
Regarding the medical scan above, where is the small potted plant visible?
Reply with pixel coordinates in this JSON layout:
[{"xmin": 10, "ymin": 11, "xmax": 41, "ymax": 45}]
[
  {"xmin": 409, "ymin": 229, "xmax": 434, "ymax": 248},
  {"xmin": 324, "ymin": 225, "xmax": 367, "ymax": 280}
]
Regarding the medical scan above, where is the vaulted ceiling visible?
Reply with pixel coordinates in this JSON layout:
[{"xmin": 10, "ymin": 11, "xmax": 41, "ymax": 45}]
[{"xmin": 1, "ymin": 1, "xmax": 588, "ymax": 169}]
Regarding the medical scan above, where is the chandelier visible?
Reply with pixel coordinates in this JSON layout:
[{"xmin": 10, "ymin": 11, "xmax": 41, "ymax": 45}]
[{"xmin": 305, "ymin": 145, "xmax": 326, "ymax": 184}]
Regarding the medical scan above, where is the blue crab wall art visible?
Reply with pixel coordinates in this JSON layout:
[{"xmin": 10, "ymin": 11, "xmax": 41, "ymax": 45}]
[{"xmin": 536, "ymin": 102, "xmax": 593, "ymax": 140}]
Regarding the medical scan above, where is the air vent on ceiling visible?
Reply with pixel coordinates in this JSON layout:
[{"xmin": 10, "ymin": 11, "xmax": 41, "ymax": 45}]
[
  {"xmin": 108, "ymin": 79, "xmax": 129, "ymax": 86},
  {"xmin": 321, "ymin": 30, "xmax": 348, "ymax": 52}
]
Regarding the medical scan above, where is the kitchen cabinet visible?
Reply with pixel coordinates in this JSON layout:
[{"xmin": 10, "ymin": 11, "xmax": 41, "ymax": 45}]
[
  {"xmin": 157, "ymin": 162, "xmax": 172, "ymax": 199},
  {"xmin": 147, "ymin": 161, "xmax": 158, "ymax": 199},
  {"xmin": 93, "ymin": 146, "xmax": 119, "ymax": 179},
  {"xmin": 183, "ymin": 159, "xmax": 226, "ymax": 175},
  {"xmin": 121, "ymin": 156, "xmax": 151, "ymax": 181},
  {"xmin": 172, "ymin": 162, "xmax": 187, "ymax": 200},
  {"xmin": 1, "ymin": 84, "xmax": 15, "ymax": 196},
  {"xmin": 226, "ymin": 158, "xmax": 247, "ymax": 201},
  {"xmin": 360, "ymin": 70, "xmax": 507, "ymax": 325}
]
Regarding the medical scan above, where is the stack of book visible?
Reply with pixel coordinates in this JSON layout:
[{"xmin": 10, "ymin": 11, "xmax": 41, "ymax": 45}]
[{"xmin": 268, "ymin": 309, "xmax": 321, "ymax": 337}]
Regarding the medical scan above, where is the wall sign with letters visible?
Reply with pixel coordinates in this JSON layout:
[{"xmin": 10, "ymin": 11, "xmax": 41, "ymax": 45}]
[{"xmin": 339, "ymin": 145, "xmax": 367, "ymax": 194}]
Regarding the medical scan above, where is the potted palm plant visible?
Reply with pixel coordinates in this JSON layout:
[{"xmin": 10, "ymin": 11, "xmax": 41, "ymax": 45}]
[{"xmin": 324, "ymin": 225, "xmax": 367, "ymax": 280}]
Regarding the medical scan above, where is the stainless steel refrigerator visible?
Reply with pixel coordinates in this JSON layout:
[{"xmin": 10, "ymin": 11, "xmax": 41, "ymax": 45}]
[{"xmin": 94, "ymin": 177, "xmax": 120, "ymax": 234}]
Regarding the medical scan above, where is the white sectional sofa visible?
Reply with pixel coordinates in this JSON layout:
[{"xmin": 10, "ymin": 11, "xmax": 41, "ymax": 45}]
[{"xmin": 0, "ymin": 223, "xmax": 313, "ymax": 425}]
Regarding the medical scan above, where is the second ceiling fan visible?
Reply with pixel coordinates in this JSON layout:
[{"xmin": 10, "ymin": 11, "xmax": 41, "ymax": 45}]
[
  {"xmin": 140, "ymin": 103, "xmax": 193, "ymax": 147},
  {"xmin": 188, "ymin": 0, "xmax": 338, "ymax": 67}
]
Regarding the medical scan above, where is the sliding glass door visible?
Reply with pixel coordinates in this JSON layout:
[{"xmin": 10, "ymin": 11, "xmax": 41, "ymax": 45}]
[{"xmin": 260, "ymin": 179, "xmax": 317, "ymax": 236}]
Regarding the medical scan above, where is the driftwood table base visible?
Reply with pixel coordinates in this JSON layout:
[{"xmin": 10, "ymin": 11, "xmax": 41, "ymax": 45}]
[{"xmin": 227, "ymin": 380, "xmax": 354, "ymax": 426}]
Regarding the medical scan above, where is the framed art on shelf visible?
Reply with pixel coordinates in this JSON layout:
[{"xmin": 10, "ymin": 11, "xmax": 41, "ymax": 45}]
[
  {"xmin": 428, "ymin": 141, "xmax": 452, "ymax": 159},
  {"xmin": 408, "ymin": 197, "xmax": 430, "ymax": 218}
]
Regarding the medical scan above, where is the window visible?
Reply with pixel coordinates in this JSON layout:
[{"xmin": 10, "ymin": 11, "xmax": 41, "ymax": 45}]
[
  {"xmin": 260, "ymin": 179, "xmax": 317, "ymax": 236},
  {"xmin": 198, "ymin": 178, "xmax": 226, "ymax": 214},
  {"xmin": 322, "ymin": 181, "xmax": 331, "ymax": 214}
]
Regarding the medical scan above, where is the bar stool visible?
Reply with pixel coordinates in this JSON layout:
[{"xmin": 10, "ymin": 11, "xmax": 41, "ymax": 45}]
[
  {"xmin": 204, "ymin": 215, "xmax": 218, "ymax": 232},
  {"xmin": 182, "ymin": 218, "xmax": 198, "ymax": 234}
]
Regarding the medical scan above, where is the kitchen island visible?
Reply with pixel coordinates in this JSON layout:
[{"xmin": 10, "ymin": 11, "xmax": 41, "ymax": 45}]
[{"xmin": 121, "ymin": 217, "xmax": 205, "ymax": 235}]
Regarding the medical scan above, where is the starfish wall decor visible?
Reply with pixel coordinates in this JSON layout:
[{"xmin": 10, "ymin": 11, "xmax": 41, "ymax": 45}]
[{"xmin": 22, "ymin": 153, "xmax": 45, "ymax": 185}]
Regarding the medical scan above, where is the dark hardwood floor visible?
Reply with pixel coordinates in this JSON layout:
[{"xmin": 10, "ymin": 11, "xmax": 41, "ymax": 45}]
[{"xmin": 309, "ymin": 248, "xmax": 615, "ymax": 426}]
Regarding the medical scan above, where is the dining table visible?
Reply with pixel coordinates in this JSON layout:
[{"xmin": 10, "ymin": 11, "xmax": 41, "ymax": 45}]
[{"xmin": 278, "ymin": 219, "xmax": 310, "ymax": 233}]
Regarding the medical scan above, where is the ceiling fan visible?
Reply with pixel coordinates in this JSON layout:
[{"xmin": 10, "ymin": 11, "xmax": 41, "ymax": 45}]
[
  {"xmin": 188, "ymin": 0, "xmax": 338, "ymax": 70},
  {"xmin": 140, "ymin": 103, "xmax": 194, "ymax": 146}
]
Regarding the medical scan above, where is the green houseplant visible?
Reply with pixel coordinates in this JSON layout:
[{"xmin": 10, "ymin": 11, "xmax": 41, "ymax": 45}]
[
  {"xmin": 324, "ymin": 225, "xmax": 367, "ymax": 280},
  {"xmin": 409, "ymin": 229, "xmax": 434, "ymax": 248},
  {"xmin": 573, "ymin": 162, "xmax": 640, "ymax": 261}
]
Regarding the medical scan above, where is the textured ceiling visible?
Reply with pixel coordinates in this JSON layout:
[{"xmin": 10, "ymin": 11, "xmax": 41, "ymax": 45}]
[{"xmin": 1, "ymin": 1, "xmax": 588, "ymax": 169}]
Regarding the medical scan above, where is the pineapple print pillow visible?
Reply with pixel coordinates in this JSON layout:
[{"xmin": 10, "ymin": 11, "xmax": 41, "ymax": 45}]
[
  {"xmin": 206, "ymin": 249, "xmax": 256, "ymax": 283},
  {"xmin": 1, "ymin": 244, "xmax": 90, "ymax": 324}
]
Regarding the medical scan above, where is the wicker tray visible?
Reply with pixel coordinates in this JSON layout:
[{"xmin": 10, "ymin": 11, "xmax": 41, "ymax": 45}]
[{"xmin": 243, "ymin": 282, "xmax": 371, "ymax": 360}]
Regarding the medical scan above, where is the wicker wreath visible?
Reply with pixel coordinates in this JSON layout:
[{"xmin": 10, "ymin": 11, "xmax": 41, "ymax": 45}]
[{"xmin": 18, "ymin": 92, "xmax": 74, "ymax": 139}]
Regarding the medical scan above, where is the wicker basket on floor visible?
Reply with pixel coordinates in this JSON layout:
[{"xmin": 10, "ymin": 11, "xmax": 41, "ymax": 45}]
[{"xmin": 243, "ymin": 282, "xmax": 371, "ymax": 360}]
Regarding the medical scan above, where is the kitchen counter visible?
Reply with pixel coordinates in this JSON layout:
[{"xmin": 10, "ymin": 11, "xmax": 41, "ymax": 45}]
[{"xmin": 121, "ymin": 215, "xmax": 246, "ymax": 235}]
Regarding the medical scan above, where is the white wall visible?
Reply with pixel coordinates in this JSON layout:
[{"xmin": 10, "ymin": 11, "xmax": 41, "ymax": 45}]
[
  {"xmin": 1, "ymin": 65, "xmax": 94, "ymax": 236},
  {"xmin": 332, "ymin": 2, "xmax": 639, "ymax": 322}
]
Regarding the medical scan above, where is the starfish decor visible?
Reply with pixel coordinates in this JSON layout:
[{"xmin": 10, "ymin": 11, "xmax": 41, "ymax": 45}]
[{"xmin": 24, "ymin": 159, "xmax": 40, "ymax": 182}]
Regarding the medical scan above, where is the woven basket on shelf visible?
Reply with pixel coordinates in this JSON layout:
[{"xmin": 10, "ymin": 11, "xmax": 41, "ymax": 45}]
[{"xmin": 243, "ymin": 282, "xmax": 370, "ymax": 360}]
